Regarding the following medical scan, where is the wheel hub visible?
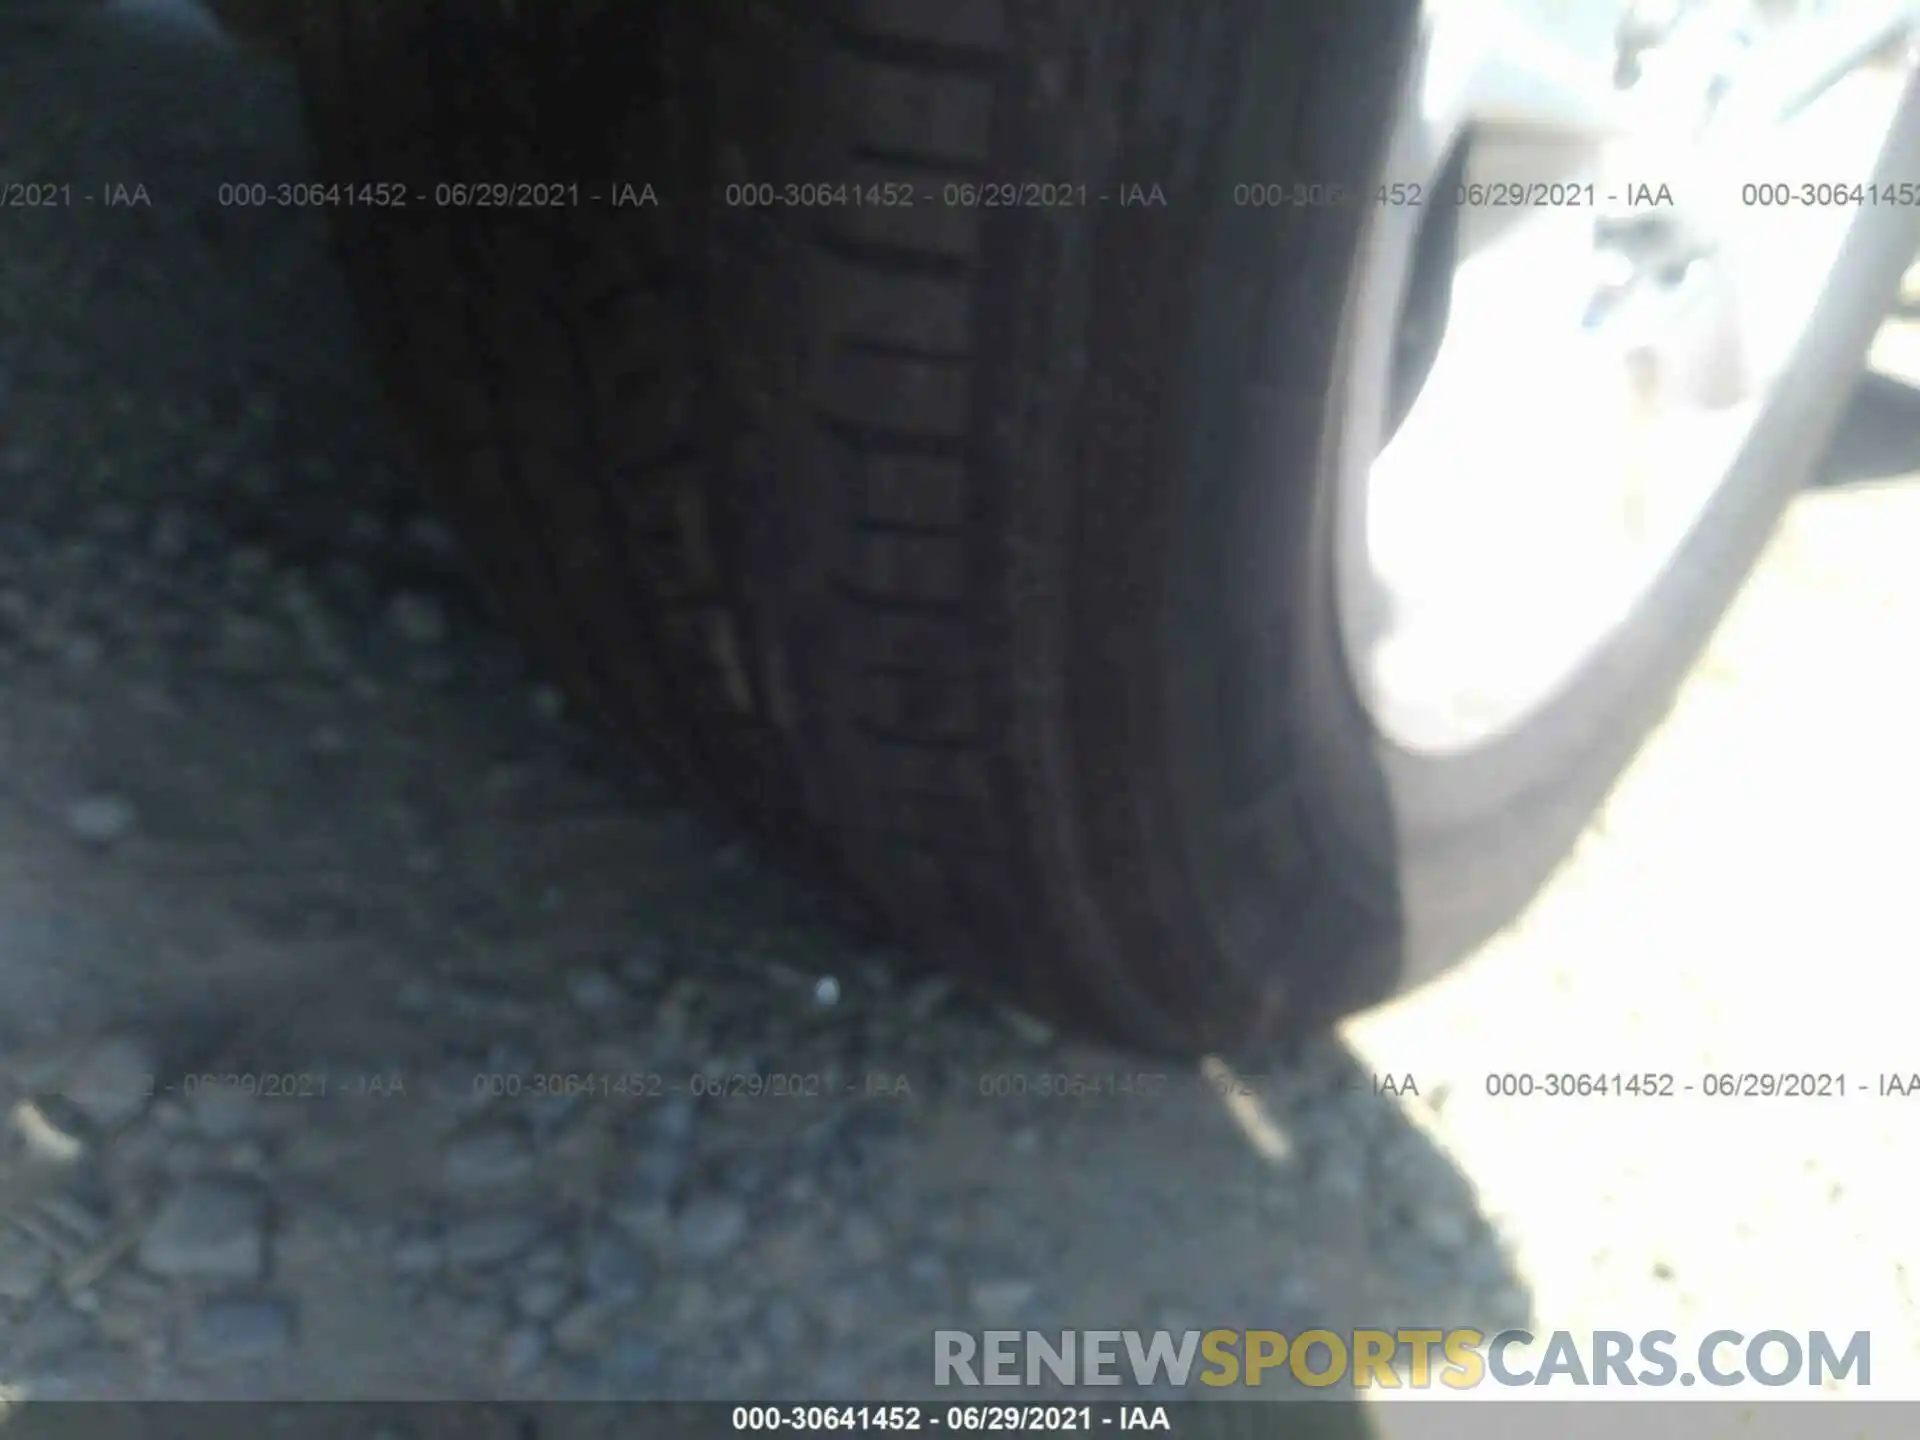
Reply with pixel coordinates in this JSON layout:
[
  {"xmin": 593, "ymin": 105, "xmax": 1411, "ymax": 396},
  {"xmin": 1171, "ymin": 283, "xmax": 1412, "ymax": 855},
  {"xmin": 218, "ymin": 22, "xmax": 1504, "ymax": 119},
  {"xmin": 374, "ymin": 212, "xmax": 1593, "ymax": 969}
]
[{"xmin": 1339, "ymin": 0, "xmax": 1919, "ymax": 755}]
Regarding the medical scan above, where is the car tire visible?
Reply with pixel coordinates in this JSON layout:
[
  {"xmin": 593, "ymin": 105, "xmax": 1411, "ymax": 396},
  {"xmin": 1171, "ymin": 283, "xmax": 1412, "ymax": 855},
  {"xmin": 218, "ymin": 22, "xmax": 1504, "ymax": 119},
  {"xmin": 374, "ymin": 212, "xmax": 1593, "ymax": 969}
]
[{"xmin": 280, "ymin": 0, "xmax": 1920, "ymax": 1056}]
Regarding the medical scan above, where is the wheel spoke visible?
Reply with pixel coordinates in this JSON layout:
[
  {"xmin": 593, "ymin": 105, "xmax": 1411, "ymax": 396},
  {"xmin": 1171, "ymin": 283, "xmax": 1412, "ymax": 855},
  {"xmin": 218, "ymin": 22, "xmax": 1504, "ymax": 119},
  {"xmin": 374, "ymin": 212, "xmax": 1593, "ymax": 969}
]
[
  {"xmin": 1339, "ymin": 0, "xmax": 1919, "ymax": 755},
  {"xmin": 1714, "ymin": 0, "xmax": 1916, "ymax": 126},
  {"xmin": 1426, "ymin": 4, "xmax": 1631, "ymax": 139}
]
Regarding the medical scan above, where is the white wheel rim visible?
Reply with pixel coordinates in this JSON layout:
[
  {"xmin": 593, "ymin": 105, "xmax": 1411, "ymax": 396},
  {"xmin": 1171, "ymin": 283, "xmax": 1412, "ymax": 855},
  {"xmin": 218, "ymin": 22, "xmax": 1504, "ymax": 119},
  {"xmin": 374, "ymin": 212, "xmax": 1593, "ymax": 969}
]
[{"xmin": 1336, "ymin": 0, "xmax": 1919, "ymax": 756}]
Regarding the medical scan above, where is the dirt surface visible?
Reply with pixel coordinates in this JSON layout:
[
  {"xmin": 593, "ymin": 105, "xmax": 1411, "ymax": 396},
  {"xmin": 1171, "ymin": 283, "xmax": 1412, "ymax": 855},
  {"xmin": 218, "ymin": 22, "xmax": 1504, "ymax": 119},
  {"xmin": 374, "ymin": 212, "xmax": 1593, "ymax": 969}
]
[{"xmin": 1, "ymin": 0, "xmax": 1918, "ymax": 1416}]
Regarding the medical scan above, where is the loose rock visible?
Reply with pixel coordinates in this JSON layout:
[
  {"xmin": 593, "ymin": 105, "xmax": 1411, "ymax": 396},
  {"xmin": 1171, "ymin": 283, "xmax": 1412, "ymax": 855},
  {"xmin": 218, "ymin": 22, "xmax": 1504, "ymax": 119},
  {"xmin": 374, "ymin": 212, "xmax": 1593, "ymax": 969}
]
[
  {"xmin": 997, "ymin": 1007, "xmax": 1053, "ymax": 1046},
  {"xmin": 16, "ymin": 1343, "xmax": 124, "ymax": 1399},
  {"xmin": 600, "ymin": 1334, "xmax": 664, "ymax": 1386},
  {"xmin": 676, "ymin": 1196, "xmax": 749, "ymax": 1260},
  {"xmin": 967, "ymin": 1278, "xmax": 1037, "ymax": 1321},
  {"xmin": 138, "ymin": 1176, "xmax": 266, "ymax": 1282},
  {"xmin": 57, "ymin": 1034, "xmax": 155, "ymax": 1128},
  {"xmin": 183, "ymin": 1293, "xmax": 298, "ymax": 1364},
  {"xmin": 565, "ymin": 968, "xmax": 625, "ymax": 1014},
  {"xmin": 388, "ymin": 591, "xmax": 447, "ymax": 645},
  {"xmin": 161, "ymin": 1136, "xmax": 218, "ymax": 1178},
  {"xmin": 186, "ymin": 1090, "xmax": 259, "ymax": 1144},
  {"xmin": 499, "ymin": 1323, "xmax": 548, "ymax": 1379},
  {"xmin": 442, "ymin": 1213, "xmax": 543, "ymax": 1270},
  {"xmin": 0, "ymin": 1225, "xmax": 55, "ymax": 1301},
  {"xmin": 66, "ymin": 793, "xmax": 138, "ymax": 845},
  {"xmin": 552, "ymin": 1298, "xmax": 617, "ymax": 1356},
  {"xmin": 615, "ymin": 1141, "xmax": 689, "ymax": 1206},
  {"xmin": 1418, "ymin": 1205, "xmax": 1473, "ymax": 1253},
  {"xmin": 839, "ymin": 1212, "xmax": 891, "ymax": 1268},
  {"xmin": 581, "ymin": 1231, "xmax": 649, "ymax": 1299},
  {"xmin": 390, "ymin": 1230, "xmax": 444, "ymax": 1278},
  {"xmin": 513, "ymin": 1274, "xmax": 572, "ymax": 1321},
  {"xmin": 441, "ymin": 1120, "xmax": 535, "ymax": 1191}
]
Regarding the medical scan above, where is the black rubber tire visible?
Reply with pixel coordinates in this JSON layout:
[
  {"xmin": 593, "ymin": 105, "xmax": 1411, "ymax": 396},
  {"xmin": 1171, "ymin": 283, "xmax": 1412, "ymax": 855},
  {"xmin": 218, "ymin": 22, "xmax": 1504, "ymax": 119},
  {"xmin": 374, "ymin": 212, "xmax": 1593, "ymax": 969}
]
[{"xmin": 283, "ymin": 0, "xmax": 1920, "ymax": 1057}]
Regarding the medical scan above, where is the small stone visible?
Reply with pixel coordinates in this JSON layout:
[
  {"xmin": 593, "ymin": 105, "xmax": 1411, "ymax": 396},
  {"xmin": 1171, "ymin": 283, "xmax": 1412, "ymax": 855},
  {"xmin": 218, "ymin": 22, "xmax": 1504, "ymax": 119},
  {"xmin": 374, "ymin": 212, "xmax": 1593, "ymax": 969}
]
[
  {"xmin": 552, "ymin": 1299, "xmax": 616, "ymax": 1356},
  {"xmin": 814, "ymin": 1357, "xmax": 866, "ymax": 1397},
  {"xmin": 395, "ymin": 979, "xmax": 434, "ymax": 1016},
  {"xmin": 523, "ymin": 1091, "xmax": 583, "ymax": 1136},
  {"xmin": 905, "ymin": 1251, "xmax": 948, "ymax": 1288},
  {"xmin": 1312, "ymin": 1150, "xmax": 1366, "ymax": 1202},
  {"xmin": 813, "ymin": 976, "xmax": 840, "ymax": 1007},
  {"xmin": 968, "ymin": 1278, "xmax": 1037, "ymax": 1321},
  {"xmin": 581, "ymin": 1232, "xmax": 649, "ymax": 1299},
  {"xmin": 1419, "ymin": 1206, "xmax": 1472, "ymax": 1252},
  {"xmin": 619, "ymin": 946, "xmax": 663, "ymax": 988},
  {"xmin": 189, "ymin": 1086, "xmax": 260, "ymax": 1141},
  {"xmin": 646, "ymin": 1095, "xmax": 696, "ymax": 1145},
  {"xmin": 530, "ymin": 685, "xmax": 566, "ymax": 721},
  {"xmin": 449, "ymin": 1298, "xmax": 510, "ymax": 1347},
  {"xmin": 89, "ymin": 1272, "xmax": 171, "ymax": 1348},
  {"xmin": 442, "ymin": 1121, "xmax": 535, "ymax": 1191},
  {"xmin": 817, "ymin": 1285, "xmax": 867, "ymax": 1338},
  {"xmin": 0, "ymin": 1226, "xmax": 55, "ymax": 1301},
  {"xmin": 150, "ymin": 510, "xmax": 192, "ymax": 559},
  {"xmin": 839, "ymin": 1212, "xmax": 891, "ymax": 1268},
  {"xmin": 565, "ymin": 969, "xmax": 625, "ymax": 1014},
  {"xmin": 601, "ymin": 1335, "xmax": 663, "ymax": 1385},
  {"xmin": 669, "ymin": 1277, "xmax": 717, "ymax": 1327},
  {"xmin": 307, "ymin": 724, "xmax": 350, "ymax": 756},
  {"xmin": 782, "ymin": 1175, "xmax": 818, "ymax": 1205},
  {"xmin": 221, "ymin": 1138, "xmax": 270, "ymax": 1174},
  {"xmin": 388, "ymin": 592, "xmax": 447, "ymax": 645},
  {"xmin": 732, "ymin": 1336, "xmax": 773, "ymax": 1381},
  {"xmin": 514, "ymin": 1274, "xmax": 572, "ymax": 1321},
  {"xmin": 607, "ymin": 1199, "xmax": 672, "ymax": 1248},
  {"xmin": 522, "ymin": 1242, "xmax": 572, "ymax": 1275},
  {"xmin": 161, "ymin": 1136, "xmax": 218, "ymax": 1178},
  {"xmin": 183, "ymin": 1293, "xmax": 297, "ymax": 1364},
  {"xmin": 138, "ymin": 1176, "xmax": 265, "ymax": 1281},
  {"xmin": 228, "ymin": 545, "xmax": 273, "ymax": 582},
  {"xmin": 61, "ymin": 634, "xmax": 102, "ymax": 670},
  {"xmin": 616, "ymin": 1146, "xmax": 688, "ymax": 1209},
  {"xmin": 427, "ymin": 1061, "xmax": 496, "ymax": 1118},
  {"xmin": 404, "ymin": 515, "xmax": 461, "ymax": 558},
  {"xmin": 66, "ymin": 794, "xmax": 137, "ymax": 846},
  {"xmin": 442, "ymin": 1213, "xmax": 543, "ymax": 1270},
  {"xmin": 904, "ymin": 976, "xmax": 956, "ymax": 1021},
  {"xmin": 998, "ymin": 1007, "xmax": 1054, "ymax": 1046},
  {"xmin": 390, "ymin": 1231, "xmax": 444, "ymax": 1277},
  {"xmin": 1274, "ymin": 1273, "xmax": 1317, "ymax": 1311},
  {"xmin": 762, "ymin": 1298, "xmax": 805, "ymax": 1349},
  {"xmin": 14, "ymin": 1291, "xmax": 95, "ymax": 1356},
  {"xmin": 347, "ymin": 511, "xmax": 389, "ymax": 548},
  {"xmin": 17, "ymin": 1344, "xmax": 124, "ymax": 1399},
  {"xmin": 1009, "ymin": 1127, "xmax": 1042, "ymax": 1156},
  {"xmin": 484, "ymin": 1038, "xmax": 538, "ymax": 1077},
  {"xmin": 676, "ymin": 1196, "xmax": 749, "ymax": 1260},
  {"xmin": 56, "ymin": 1034, "xmax": 155, "ymax": 1129},
  {"xmin": 500, "ymin": 1323, "xmax": 548, "ymax": 1378}
]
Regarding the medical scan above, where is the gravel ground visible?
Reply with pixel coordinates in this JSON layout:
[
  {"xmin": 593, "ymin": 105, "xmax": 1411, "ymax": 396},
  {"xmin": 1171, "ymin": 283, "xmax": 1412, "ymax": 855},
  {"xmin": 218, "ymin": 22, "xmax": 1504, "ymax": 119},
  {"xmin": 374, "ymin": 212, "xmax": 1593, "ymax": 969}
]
[{"xmin": 1, "ymin": 0, "xmax": 1918, "ymax": 1415}]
